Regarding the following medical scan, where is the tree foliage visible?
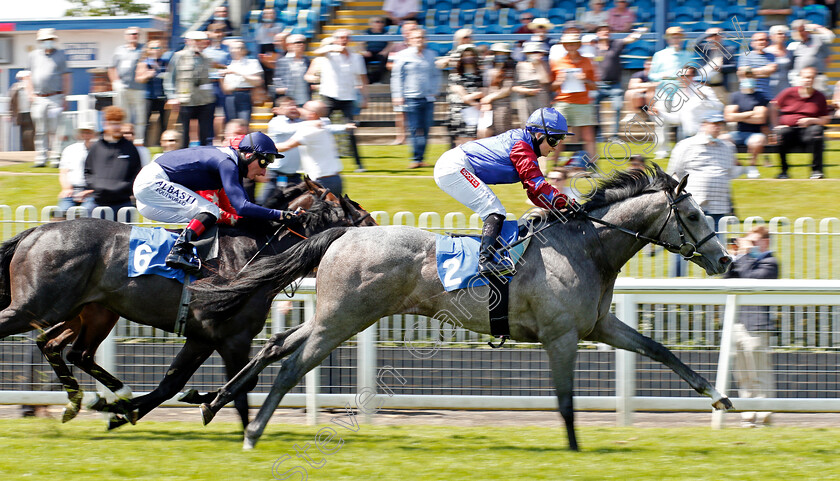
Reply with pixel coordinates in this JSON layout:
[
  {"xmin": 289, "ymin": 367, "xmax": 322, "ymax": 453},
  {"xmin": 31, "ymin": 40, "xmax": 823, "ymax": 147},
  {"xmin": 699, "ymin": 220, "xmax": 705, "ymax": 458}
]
[{"xmin": 65, "ymin": 0, "xmax": 151, "ymax": 17}]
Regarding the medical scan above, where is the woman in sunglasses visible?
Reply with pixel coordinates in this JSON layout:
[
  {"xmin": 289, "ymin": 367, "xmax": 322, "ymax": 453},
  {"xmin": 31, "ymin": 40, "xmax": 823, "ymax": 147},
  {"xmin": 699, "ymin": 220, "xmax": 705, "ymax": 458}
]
[
  {"xmin": 434, "ymin": 107, "xmax": 582, "ymax": 276},
  {"xmin": 133, "ymin": 131, "xmax": 301, "ymax": 273}
]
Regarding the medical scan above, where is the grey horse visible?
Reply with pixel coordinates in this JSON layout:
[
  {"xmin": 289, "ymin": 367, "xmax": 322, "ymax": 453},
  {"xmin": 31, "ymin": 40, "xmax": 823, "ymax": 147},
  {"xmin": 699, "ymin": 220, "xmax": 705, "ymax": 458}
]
[{"xmin": 194, "ymin": 166, "xmax": 734, "ymax": 450}]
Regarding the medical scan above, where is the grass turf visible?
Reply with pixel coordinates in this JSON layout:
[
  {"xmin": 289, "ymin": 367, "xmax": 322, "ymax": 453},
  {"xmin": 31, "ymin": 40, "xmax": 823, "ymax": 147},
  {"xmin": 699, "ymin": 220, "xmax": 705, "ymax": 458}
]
[
  {"xmin": 2, "ymin": 143, "xmax": 839, "ymax": 222},
  {"xmin": 0, "ymin": 419, "xmax": 839, "ymax": 480}
]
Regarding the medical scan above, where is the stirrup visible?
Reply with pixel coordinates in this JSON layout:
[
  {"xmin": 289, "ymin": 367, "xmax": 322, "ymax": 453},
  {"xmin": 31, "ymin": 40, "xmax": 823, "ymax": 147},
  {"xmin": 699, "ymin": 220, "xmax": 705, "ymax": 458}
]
[
  {"xmin": 165, "ymin": 250, "xmax": 200, "ymax": 274},
  {"xmin": 479, "ymin": 258, "xmax": 516, "ymax": 277}
]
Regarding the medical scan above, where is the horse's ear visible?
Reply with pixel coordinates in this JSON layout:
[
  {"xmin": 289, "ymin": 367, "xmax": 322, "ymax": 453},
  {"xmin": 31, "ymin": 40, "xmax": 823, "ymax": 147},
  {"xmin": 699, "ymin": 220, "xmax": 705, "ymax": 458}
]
[
  {"xmin": 676, "ymin": 174, "xmax": 689, "ymax": 195},
  {"xmin": 304, "ymin": 177, "xmax": 317, "ymax": 192}
]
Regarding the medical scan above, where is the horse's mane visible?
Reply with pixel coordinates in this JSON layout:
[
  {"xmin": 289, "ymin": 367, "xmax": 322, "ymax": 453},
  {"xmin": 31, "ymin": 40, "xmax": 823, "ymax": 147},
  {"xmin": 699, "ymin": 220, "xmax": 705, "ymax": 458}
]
[{"xmin": 583, "ymin": 164, "xmax": 678, "ymax": 213}]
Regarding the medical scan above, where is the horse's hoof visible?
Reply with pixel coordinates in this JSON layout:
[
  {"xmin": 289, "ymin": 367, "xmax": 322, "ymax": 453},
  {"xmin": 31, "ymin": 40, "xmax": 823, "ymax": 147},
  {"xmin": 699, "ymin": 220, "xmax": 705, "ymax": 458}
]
[
  {"xmin": 178, "ymin": 389, "xmax": 200, "ymax": 404},
  {"xmin": 61, "ymin": 404, "xmax": 79, "ymax": 423},
  {"xmin": 114, "ymin": 385, "xmax": 133, "ymax": 401},
  {"xmin": 127, "ymin": 409, "xmax": 139, "ymax": 425},
  {"xmin": 86, "ymin": 393, "xmax": 106, "ymax": 411},
  {"xmin": 713, "ymin": 396, "xmax": 733, "ymax": 411},
  {"xmin": 200, "ymin": 404, "xmax": 215, "ymax": 425},
  {"xmin": 108, "ymin": 415, "xmax": 129, "ymax": 430},
  {"xmin": 243, "ymin": 436, "xmax": 256, "ymax": 451}
]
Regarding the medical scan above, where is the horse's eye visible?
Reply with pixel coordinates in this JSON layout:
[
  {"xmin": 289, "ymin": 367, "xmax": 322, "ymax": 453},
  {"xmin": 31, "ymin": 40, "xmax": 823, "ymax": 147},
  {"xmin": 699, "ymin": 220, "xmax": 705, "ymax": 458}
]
[{"xmin": 687, "ymin": 213, "xmax": 700, "ymax": 222}]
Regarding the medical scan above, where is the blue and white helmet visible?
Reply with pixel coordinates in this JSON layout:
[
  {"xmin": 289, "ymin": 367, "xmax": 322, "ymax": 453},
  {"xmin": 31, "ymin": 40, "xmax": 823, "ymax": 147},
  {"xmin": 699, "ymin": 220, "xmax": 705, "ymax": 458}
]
[{"xmin": 525, "ymin": 107, "xmax": 574, "ymax": 137}]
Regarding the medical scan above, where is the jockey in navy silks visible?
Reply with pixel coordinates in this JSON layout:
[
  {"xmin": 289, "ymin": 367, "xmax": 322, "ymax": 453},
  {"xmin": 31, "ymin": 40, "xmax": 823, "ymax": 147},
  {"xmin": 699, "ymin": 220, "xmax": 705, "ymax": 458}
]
[
  {"xmin": 434, "ymin": 107, "xmax": 581, "ymax": 276},
  {"xmin": 133, "ymin": 131, "xmax": 301, "ymax": 273}
]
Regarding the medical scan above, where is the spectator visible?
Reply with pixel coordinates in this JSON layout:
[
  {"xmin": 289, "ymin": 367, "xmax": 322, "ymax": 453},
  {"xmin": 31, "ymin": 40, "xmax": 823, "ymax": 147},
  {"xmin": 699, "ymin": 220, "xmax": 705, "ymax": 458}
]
[
  {"xmin": 579, "ymin": 0, "xmax": 610, "ymax": 33},
  {"xmin": 624, "ymin": 58, "xmax": 656, "ymax": 122},
  {"xmin": 204, "ymin": 22, "xmax": 233, "ymax": 129},
  {"xmin": 528, "ymin": 18, "xmax": 555, "ymax": 54},
  {"xmin": 254, "ymin": 8, "xmax": 284, "ymax": 94},
  {"xmin": 550, "ymin": 33, "xmax": 598, "ymax": 160},
  {"xmin": 383, "ymin": 0, "xmax": 419, "ymax": 27},
  {"xmin": 121, "ymin": 123, "xmax": 151, "ymax": 167},
  {"xmin": 788, "ymin": 21, "xmax": 835, "ymax": 94},
  {"xmin": 222, "ymin": 40, "xmax": 263, "ymax": 124},
  {"xmin": 765, "ymin": 25, "xmax": 794, "ymax": 98},
  {"xmin": 628, "ymin": 154, "xmax": 648, "ymax": 171},
  {"xmin": 758, "ymin": 0, "xmax": 792, "ymax": 28},
  {"xmin": 723, "ymin": 225, "xmax": 779, "ymax": 428},
  {"xmin": 263, "ymin": 96, "xmax": 306, "ymax": 203},
  {"xmin": 495, "ymin": 0, "xmax": 534, "ymax": 10},
  {"xmin": 549, "ymin": 22, "xmax": 581, "ymax": 61},
  {"xmin": 448, "ymin": 45, "xmax": 486, "ymax": 147},
  {"xmin": 592, "ymin": 25, "xmax": 646, "ymax": 141},
  {"xmin": 255, "ymin": 8, "xmax": 283, "ymax": 54},
  {"xmin": 276, "ymin": 100, "xmax": 356, "ymax": 195},
  {"xmin": 27, "ymin": 28, "xmax": 71, "ymax": 168},
  {"xmin": 770, "ymin": 66, "xmax": 830, "ymax": 179},
  {"xmin": 135, "ymin": 40, "xmax": 169, "ymax": 147},
  {"xmin": 165, "ymin": 30, "xmax": 216, "ymax": 148},
  {"xmin": 312, "ymin": 29, "xmax": 368, "ymax": 172},
  {"xmin": 513, "ymin": 42, "xmax": 551, "ymax": 127},
  {"xmin": 361, "ymin": 17, "xmax": 391, "ymax": 84},
  {"xmin": 209, "ymin": 5, "xmax": 235, "ymax": 37},
  {"xmin": 696, "ymin": 27, "xmax": 737, "ymax": 105},
  {"xmin": 391, "ymin": 28, "xmax": 441, "ymax": 168},
  {"xmin": 387, "ymin": 20, "xmax": 419, "ymax": 145},
  {"xmin": 275, "ymin": 34, "xmax": 312, "ymax": 107},
  {"xmin": 654, "ymin": 66, "xmax": 725, "ymax": 139},
  {"xmin": 607, "ymin": 0, "xmax": 636, "ymax": 33},
  {"xmin": 480, "ymin": 43, "xmax": 517, "ymax": 137},
  {"xmin": 667, "ymin": 111, "xmax": 742, "ymax": 228},
  {"xmin": 109, "ymin": 27, "xmax": 146, "ymax": 144},
  {"xmin": 152, "ymin": 129, "xmax": 181, "ymax": 161},
  {"xmin": 435, "ymin": 28, "xmax": 474, "ymax": 69},
  {"xmin": 259, "ymin": 31, "xmax": 289, "ymax": 77},
  {"xmin": 57, "ymin": 122, "xmax": 98, "ymax": 215},
  {"xmin": 723, "ymin": 77, "xmax": 770, "ymax": 179},
  {"xmin": 82, "ymin": 106, "xmax": 142, "ymax": 214},
  {"xmin": 649, "ymin": 26, "xmax": 695, "ymax": 158},
  {"xmin": 8, "ymin": 70, "xmax": 34, "ymax": 151},
  {"xmin": 737, "ymin": 32, "xmax": 777, "ymax": 99},
  {"xmin": 513, "ymin": 12, "xmax": 536, "ymax": 34}
]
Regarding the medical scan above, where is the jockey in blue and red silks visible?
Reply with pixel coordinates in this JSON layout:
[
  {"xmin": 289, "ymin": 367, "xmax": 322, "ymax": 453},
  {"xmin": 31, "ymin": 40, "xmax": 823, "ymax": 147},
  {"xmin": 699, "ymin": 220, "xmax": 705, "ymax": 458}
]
[
  {"xmin": 434, "ymin": 107, "xmax": 582, "ymax": 276},
  {"xmin": 133, "ymin": 131, "xmax": 300, "ymax": 273}
]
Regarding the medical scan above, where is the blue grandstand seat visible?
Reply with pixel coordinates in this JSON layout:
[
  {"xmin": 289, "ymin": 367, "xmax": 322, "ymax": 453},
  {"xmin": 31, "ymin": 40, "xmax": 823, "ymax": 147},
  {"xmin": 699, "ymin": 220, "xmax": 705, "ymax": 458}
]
[
  {"xmin": 803, "ymin": 7, "xmax": 831, "ymax": 27},
  {"xmin": 296, "ymin": 0, "xmax": 313, "ymax": 9},
  {"xmin": 458, "ymin": 9, "xmax": 477, "ymax": 28},
  {"xmin": 459, "ymin": 0, "xmax": 478, "ymax": 10},
  {"xmin": 280, "ymin": 9, "xmax": 297, "ymax": 26},
  {"xmin": 668, "ymin": 6, "xmax": 701, "ymax": 24},
  {"xmin": 274, "ymin": 0, "xmax": 289, "ymax": 11},
  {"xmin": 483, "ymin": 7, "xmax": 500, "ymax": 26},
  {"xmin": 433, "ymin": 10, "xmax": 454, "ymax": 34},
  {"xmin": 633, "ymin": 6, "xmax": 652, "ymax": 24},
  {"xmin": 548, "ymin": 8, "xmax": 574, "ymax": 26},
  {"xmin": 436, "ymin": 0, "xmax": 453, "ymax": 11}
]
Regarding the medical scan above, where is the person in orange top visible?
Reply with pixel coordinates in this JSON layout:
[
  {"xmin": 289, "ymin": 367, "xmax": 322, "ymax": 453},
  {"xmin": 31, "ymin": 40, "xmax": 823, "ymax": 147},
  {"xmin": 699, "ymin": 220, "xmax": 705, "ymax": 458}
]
[{"xmin": 550, "ymin": 33, "xmax": 598, "ymax": 161}]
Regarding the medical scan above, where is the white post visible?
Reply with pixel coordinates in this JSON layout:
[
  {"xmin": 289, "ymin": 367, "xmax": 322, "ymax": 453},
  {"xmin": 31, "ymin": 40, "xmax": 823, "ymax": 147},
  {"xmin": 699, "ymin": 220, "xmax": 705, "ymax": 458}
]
[
  {"xmin": 304, "ymin": 294, "xmax": 319, "ymax": 425},
  {"xmin": 615, "ymin": 294, "xmax": 637, "ymax": 426},
  {"xmin": 357, "ymin": 323, "xmax": 377, "ymax": 424},
  {"xmin": 712, "ymin": 294, "xmax": 739, "ymax": 429}
]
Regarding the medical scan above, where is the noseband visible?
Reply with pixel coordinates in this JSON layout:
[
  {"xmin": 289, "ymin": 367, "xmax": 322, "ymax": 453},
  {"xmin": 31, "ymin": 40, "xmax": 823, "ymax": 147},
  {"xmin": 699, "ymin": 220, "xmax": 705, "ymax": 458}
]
[
  {"xmin": 585, "ymin": 190, "xmax": 717, "ymax": 260},
  {"xmin": 316, "ymin": 187, "xmax": 372, "ymax": 226}
]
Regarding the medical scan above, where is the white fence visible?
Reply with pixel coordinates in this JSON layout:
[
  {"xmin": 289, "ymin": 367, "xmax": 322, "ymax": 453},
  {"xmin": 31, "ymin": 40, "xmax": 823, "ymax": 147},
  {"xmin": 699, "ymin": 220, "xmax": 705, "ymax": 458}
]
[{"xmin": 2, "ymin": 205, "xmax": 839, "ymax": 279}]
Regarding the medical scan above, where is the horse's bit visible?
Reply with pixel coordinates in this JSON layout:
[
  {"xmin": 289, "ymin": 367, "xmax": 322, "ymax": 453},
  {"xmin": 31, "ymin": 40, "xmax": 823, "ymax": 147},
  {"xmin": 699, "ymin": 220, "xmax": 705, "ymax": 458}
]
[{"xmin": 585, "ymin": 191, "xmax": 718, "ymax": 260}]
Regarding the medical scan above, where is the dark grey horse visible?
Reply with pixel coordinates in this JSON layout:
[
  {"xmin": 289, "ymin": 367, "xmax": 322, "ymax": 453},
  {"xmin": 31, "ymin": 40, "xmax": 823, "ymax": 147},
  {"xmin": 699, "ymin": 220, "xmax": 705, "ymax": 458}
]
[
  {"xmin": 0, "ymin": 188, "xmax": 375, "ymax": 429},
  {"xmin": 196, "ymin": 166, "xmax": 734, "ymax": 450}
]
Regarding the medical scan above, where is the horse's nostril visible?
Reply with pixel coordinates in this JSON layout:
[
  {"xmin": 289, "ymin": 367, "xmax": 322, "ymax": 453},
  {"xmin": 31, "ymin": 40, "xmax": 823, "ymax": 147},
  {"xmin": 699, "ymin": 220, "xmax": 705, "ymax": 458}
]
[{"xmin": 720, "ymin": 255, "xmax": 732, "ymax": 265}]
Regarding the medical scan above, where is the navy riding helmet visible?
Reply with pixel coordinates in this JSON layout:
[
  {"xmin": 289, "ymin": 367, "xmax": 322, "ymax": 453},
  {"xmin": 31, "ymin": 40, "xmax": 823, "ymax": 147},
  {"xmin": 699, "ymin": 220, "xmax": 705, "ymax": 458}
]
[
  {"xmin": 237, "ymin": 131, "xmax": 283, "ymax": 170},
  {"xmin": 525, "ymin": 107, "xmax": 573, "ymax": 148}
]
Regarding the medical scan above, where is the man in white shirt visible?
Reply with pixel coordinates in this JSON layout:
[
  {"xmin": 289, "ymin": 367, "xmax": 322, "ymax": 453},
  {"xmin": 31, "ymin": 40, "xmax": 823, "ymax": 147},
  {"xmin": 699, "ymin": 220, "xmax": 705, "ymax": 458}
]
[
  {"xmin": 262, "ymin": 97, "xmax": 305, "ymax": 203},
  {"xmin": 57, "ymin": 122, "xmax": 98, "ymax": 215},
  {"xmin": 312, "ymin": 30, "xmax": 369, "ymax": 172},
  {"xmin": 275, "ymin": 100, "xmax": 355, "ymax": 196}
]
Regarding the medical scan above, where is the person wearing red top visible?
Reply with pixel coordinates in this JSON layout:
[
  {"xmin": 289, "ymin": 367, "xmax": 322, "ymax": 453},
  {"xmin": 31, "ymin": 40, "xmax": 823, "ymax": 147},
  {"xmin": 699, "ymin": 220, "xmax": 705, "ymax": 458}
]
[
  {"xmin": 550, "ymin": 33, "xmax": 598, "ymax": 160},
  {"xmin": 770, "ymin": 66, "xmax": 831, "ymax": 179}
]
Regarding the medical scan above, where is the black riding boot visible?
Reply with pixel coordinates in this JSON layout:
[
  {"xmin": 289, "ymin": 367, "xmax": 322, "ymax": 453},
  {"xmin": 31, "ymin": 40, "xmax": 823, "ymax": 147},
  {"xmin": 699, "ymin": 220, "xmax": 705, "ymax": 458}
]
[
  {"xmin": 165, "ymin": 212, "xmax": 217, "ymax": 274},
  {"xmin": 478, "ymin": 213, "xmax": 515, "ymax": 277}
]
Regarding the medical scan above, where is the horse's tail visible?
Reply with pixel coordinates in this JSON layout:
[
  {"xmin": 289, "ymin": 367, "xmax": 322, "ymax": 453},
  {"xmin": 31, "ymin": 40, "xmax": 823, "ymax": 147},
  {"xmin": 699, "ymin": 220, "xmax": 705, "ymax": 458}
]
[
  {"xmin": 0, "ymin": 228, "xmax": 36, "ymax": 311},
  {"xmin": 191, "ymin": 227, "xmax": 351, "ymax": 319}
]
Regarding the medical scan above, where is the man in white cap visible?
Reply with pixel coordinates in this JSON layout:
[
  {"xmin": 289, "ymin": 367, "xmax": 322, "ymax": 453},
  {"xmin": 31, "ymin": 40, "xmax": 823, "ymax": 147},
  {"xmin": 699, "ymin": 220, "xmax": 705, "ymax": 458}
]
[
  {"xmin": 57, "ymin": 121, "xmax": 98, "ymax": 215},
  {"xmin": 165, "ymin": 30, "xmax": 216, "ymax": 148},
  {"xmin": 109, "ymin": 27, "xmax": 146, "ymax": 144},
  {"xmin": 667, "ymin": 111, "xmax": 742, "ymax": 229},
  {"xmin": 26, "ymin": 28, "xmax": 71, "ymax": 167}
]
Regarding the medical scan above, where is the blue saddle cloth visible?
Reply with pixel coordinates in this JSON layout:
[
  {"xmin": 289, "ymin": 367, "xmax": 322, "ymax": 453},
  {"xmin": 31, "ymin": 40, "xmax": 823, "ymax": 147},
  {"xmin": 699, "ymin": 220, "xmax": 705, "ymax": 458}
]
[
  {"xmin": 435, "ymin": 220, "xmax": 528, "ymax": 292},
  {"xmin": 128, "ymin": 226, "xmax": 189, "ymax": 283}
]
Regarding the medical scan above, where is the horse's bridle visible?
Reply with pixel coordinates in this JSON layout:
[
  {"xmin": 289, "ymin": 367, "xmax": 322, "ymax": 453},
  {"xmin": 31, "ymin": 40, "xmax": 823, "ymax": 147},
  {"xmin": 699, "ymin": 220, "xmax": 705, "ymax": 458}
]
[
  {"xmin": 584, "ymin": 190, "xmax": 717, "ymax": 260},
  {"xmin": 316, "ymin": 187, "xmax": 373, "ymax": 226}
]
